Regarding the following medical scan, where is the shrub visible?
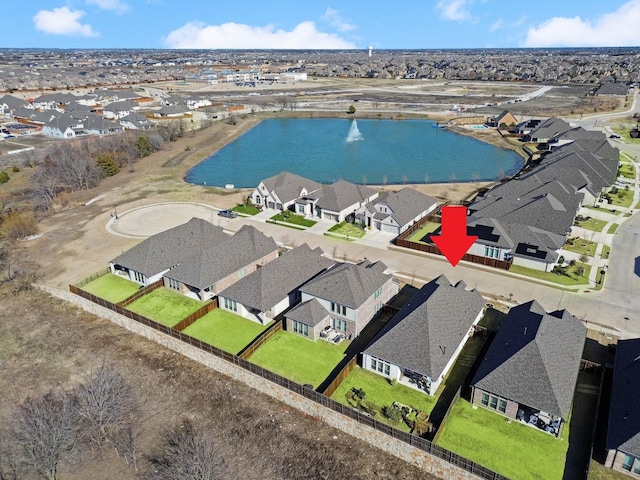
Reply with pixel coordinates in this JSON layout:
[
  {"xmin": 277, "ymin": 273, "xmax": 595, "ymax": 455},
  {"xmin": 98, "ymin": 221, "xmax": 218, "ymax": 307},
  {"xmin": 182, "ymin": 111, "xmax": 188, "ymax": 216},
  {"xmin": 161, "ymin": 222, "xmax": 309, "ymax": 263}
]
[
  {"xmin": 569, "ymin": 259, "xmax": 576, "ymax": 267},
  {"xmin": 353, "ymin": 388, "xmax": 366, "ymax": 401},
  {"xmin": 383, "ymin": 405, "xmax": 403, "ymax": 424},
  {"xmin": 0, "ymin": 171, "xmax": 8, "ymax": 183},
  {"xmin": 1, "ymin": 211, "xmax": 38, "ymax": 241},
  {"xmin": 348, "ymin": 105, "xmax": 356, "ymax": 114},
  {"xmin": 12, "ymin": 165, "xmax": 20, "ymax": 173},
  {"xmin": 94, "ymin": 154, "xmax": 120, "ymax": 178}
]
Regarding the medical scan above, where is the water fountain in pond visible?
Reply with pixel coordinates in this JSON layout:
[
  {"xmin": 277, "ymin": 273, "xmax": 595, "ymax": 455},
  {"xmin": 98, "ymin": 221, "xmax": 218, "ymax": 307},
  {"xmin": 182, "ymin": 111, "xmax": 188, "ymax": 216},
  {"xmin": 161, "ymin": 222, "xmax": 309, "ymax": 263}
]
[{"xmin": 346, "ymin": 119, "xmax": 364, "ymax": 142}]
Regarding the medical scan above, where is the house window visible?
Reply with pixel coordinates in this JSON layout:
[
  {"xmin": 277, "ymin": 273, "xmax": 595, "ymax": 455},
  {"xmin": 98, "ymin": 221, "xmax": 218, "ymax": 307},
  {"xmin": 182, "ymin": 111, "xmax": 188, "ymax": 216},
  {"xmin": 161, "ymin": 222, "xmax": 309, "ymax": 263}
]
[
  {"xmin": 133, "ymin": 271, "xmax": 146, "ymax": 283},
  {"xmin": 498, "ymin": 399, "xmax": 507, "ymax": 413},
  {"xmin": 481, "ymin": 392, "xmax": 489, "ymax": 407},
  {"xmin": 374, "ymin": 287, "xmax": 383, "ymax": 299},
  {"xmin": 331, "ymin": 302, "xmax": 346, "ymax": 316},
  {"xmin": 489, "ymin": 395, "xmax": 498, "ymax": 409},
  {"xmin": 332, "ymin": 318, "xmax": 347, "ymax": 332},
  {"xmin": 224, "ymin": 298, "xmax": 237, "ymax": 312},
  {"xmin": 370, "ymin": 357, "xmax": 390, "ymax": 375},
  {"xmin": 484, "ymin": 246, "xmax": 500, "ymax": 259},
  {"xmin": 622, "ymin": 454, "xmax": 635, "ymax": 471},
  {"xmin": 168, "ymin": 278, "xmax": 180, "ymax": 291},
  {"xmin": 299, "ymin": 205, "xmax": 305, "ymax": 214},
  {"xmin": 634, "ymin": 460, "xmax": 640, "ymax": 475},
  {"xmin": 481, "ymin": 392, "xmax": 508, "ymax": 414},
  {"xmin": 292, "ymin": 320, "xmax": 308, "ymax": 337}
]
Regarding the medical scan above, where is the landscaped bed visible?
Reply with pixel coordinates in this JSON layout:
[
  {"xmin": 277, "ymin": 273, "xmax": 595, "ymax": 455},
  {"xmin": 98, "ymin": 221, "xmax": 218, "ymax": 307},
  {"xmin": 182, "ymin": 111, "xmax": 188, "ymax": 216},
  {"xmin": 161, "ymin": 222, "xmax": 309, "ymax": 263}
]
[
  {"xmin": 563, "ymin": 238, "xmax": 596, "ymax": 256},
  {"xmin": 182, "ymin": 309, "xmax": 271, "ymax": 354},
  {"xmin": 436, "ymin": 399, "xmax": 569, "ymax": 480},
  {"xmin": 328, "ymin": 221, "xmax": 366, "ymax": 239},
  {"xmin": 126, "ymin": 288, "xmax": 203, "ymax": 327},
  {"xmin": 331, "ymin": 366, "xmax": 436, "ymax": 433},
  {"xmin": 81, "ymin": 273, "xmax": 141, "ymax": 303},
  {"xmin": 270, "ymin": 211, "xmax": 316, "ymax": 227},
  {"xmin": 574, "ymin": 216, "xmax": 607, "ymax": 232},
  {"xmin": 249, "ymin": 330, "xmax": 347, "ymax": 389}
]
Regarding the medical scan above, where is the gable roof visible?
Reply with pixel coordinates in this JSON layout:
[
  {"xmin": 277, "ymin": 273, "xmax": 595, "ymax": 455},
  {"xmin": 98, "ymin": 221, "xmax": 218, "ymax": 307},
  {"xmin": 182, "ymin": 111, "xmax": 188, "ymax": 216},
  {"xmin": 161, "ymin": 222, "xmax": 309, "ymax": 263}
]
[
  {"xmin": 312, "ymin": 180, "xmax": 377, "ymax": 213},
  {"xmin": 110, "ymin": 218, "xmax": 228, "ymax": 277},
  {"xmin": 363, "ymin": 188, "xmax": 437, "ymax": 227},
  {"xmin": 0, "ymin": 94, "xmax": 28, "ymax": 110},
  {"xmin": 606, "ymin": 338, "xmax": 640, "ymax": 457},
  {"xmin": 219, "ymin": 244, "xmax": 334, "ymax": 312},
  {"xmin": 472, "ymin": 300, "xmax": 586, "ymax": 418},
  {"xmin": 286, "ymin": 298, "xmax": 330, "ymax": 327},
  {"xmin": 260, "ymin": 171, "xmax": 322, "ymax": 204},
  {"xmin": 165, "ymin": 225, "xmax": 278, "ymax": 290},
  {"xmin": 364, "ymin": 275, "xmax": 485, "ymax": 380},
  {"xmin": 300, "ymin": 259, "xmax": 391, "ymax": 309}
]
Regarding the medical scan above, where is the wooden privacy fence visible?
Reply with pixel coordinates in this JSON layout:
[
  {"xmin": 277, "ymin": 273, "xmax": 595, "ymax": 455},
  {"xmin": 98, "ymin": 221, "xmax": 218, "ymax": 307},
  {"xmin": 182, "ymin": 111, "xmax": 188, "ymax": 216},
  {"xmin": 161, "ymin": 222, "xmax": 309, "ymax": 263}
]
[
  {"xmin": 69, "ymin": 283, "xmax": 508, "ymax": 480},
  {"xmin": 239, "ymin": 320, "xmax": 283, "ymax": 359},
  {"xmin": 173, "ymin": 299, "xmax": 217, "ymax": 332},
  {"xmin": 322, "ymin": 357, "xmax": 357, "ymax": 397},
  {"xmin": 118, "ymin": 280, "xmax": 163, "ymax": 307}
]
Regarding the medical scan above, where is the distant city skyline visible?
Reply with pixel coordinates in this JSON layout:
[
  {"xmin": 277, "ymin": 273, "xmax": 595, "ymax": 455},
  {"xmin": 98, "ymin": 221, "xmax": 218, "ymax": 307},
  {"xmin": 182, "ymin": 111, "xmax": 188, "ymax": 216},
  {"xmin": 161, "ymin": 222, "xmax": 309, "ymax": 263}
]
[{"xmin": 4, "ymin": 0, "xmax": 640, "ymax": 50}]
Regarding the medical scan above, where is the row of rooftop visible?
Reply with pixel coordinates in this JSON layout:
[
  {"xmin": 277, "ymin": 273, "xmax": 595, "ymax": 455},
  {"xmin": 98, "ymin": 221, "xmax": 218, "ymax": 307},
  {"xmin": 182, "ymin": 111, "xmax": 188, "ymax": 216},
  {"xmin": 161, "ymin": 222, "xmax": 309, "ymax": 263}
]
[{"xmin": 1, "ymin": 48, "xmax": 639, "ymax": 91}]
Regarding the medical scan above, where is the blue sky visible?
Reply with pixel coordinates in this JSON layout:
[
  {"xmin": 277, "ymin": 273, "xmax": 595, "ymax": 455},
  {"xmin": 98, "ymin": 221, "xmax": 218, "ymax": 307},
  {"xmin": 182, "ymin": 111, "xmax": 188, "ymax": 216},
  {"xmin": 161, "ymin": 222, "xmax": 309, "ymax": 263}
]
[{"xmin": 6, "ymin": 0, "xmax": 640, "ymax": 49}]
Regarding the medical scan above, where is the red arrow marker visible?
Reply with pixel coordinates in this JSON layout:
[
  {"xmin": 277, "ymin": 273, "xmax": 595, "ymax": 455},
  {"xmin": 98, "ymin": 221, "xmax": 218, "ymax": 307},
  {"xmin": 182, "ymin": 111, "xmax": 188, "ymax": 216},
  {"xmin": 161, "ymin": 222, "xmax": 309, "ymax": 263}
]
[{"xmin": 431, "ymin": 206, "xmax": 478, "ymax": 267}]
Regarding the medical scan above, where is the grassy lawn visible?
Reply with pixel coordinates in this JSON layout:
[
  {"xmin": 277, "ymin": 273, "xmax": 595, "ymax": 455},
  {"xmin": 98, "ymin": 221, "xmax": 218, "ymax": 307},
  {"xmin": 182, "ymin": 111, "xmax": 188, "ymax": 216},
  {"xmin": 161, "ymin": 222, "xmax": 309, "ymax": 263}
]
[
  {"xmin": 127, "ymin": 288, "xmax": 203, "ymax": 327},
  {"xmin": 607, "ymin": 223, "xmax": 619, "ymax": 234},
  {"xmin": 407, "ymin": 222, "xmax": 441, "ymax": 243},
  {"xmin": 232, "ymin": 204, "xmax": 260, "ymax": 215},
  {"xmin": 583, "ymin": 205, "xmax": 620, "ymax": 216},
  {"xmin": 182, "ymin": 309, "xmax": 271, "ymax": 354},
  {"xmin": 330, "ymin": 366, "xmax": 436, "ymax": 433},
  {"xmin": 588, "ymin": 460, "xmax": 631, "ymax": 480},
  {"xmin": 81, "ymin": 273, "xmax": 140, "ymax": 303},
  {"xmin": 249, "ymin": 330, "xmax": 347, "ymax": 389},
  {"xmin": 575, "ymin": 217, "xmax": 607, "ymax": 232},
  {"xmin": 436, "ymin": 399, "xmax": 569, "ymax": 480},
  {"xmin": 605, "ymin": 188, "xmax": 634, "ymax": 208},
  {"xmin": 328, "ymin": 221, "xmax": 366, "ymax": 238},
  {"xmin": 564, "ymin": 238, "xmax": 596, "ymax": 256},
  {"xmin": 601, "ymin": 245, "xmax": 611, "ymax": 259},
  {"xmin": 510, "ymin": 263, "xmax": 590, "ymax": 286},
  {"xmin": 613, "ymin": 126, "xmax": 640, "ymax": 142},
  {"xmin": 270, "ymin": 211, "xmax": 316, "ymax": 227},
  {"xmin": 618, "ymin": 163, "xmax": 636, "ymax": 179}
]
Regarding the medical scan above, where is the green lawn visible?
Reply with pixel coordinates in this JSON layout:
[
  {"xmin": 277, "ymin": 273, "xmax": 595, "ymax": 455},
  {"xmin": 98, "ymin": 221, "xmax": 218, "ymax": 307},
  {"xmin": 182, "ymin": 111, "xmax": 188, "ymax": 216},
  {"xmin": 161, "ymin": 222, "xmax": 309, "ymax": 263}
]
[
  {"xmin": 605, "ymin": 188, "xmax": 634, "ymax": 208},
  {"xmin": 232, "ymin": 204, "xmax": 260, "ymax": 215},
  {"xmin": 407, "ymin": 222, "xmax": 441, "ymax": 243},
  {"xmin": 618, "ymin": 163, "xmax": 636, "ymax": 179},
  {"xmin": 249, "ymin": 330, "xmax": 347, "ymax": 389},
  {"xmin": 607, "ymin": 223, "xmax": 619, "ymax": 234},
  {"xmin": 270, "ymin": 211, "xmax": 316, "ymax": 227},
  {"xmin": 601, "ymin": 245, "xmax": 611, "ymax": 259},
  {"xmin": 583, "ymin": 205, "xmax": 620, "ymax": 216},
  {"xmin": 81, "ymin": 273, "xmax": 140, "ymax": 303},
  {"xmin": 510, "ymin": 263, "xmax": 591, "ymax": 286},
  {"xmin": 436, "ymin": 399, "xmax": 569, "ymax": 480},
  {"xmin": 127, "ymin": 288, "xmax": 203, "ymax": 327},
  {"xmin": 563, "ymin": 238, "xmax": 596, "ymax": 256},
  {"xmin": 575, "ymin": 217, "xmax": 607, "ymax": 232},
  {"xmin": 613, "ymin": 126, "xmax": 640, "ymax": 142},
  {"xmin": 328, "ymin": 221, "xmax": 366, "ymax": 238},
  {"xmin": 330, "ymin": 366, "xmax": 437, "ymax": 433},
  {"xmin": 588, "ymin": 460, "xmax": 631, "ymax": 480},
  {"xmin": 182, "ymin": 309, "xmax": 271, "ymax": 354}
]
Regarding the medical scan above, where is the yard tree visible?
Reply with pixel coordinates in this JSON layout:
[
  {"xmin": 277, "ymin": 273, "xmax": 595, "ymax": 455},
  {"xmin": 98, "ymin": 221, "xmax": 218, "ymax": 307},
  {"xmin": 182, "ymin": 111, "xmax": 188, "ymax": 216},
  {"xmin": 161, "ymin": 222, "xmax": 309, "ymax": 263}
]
[
  {"xmin": 348, "ymin": 105, "xmax": 356, "ymax": 114},
  {"xmin": 578, "ymin": 253, "xmax": 589, "ymax": 264}
]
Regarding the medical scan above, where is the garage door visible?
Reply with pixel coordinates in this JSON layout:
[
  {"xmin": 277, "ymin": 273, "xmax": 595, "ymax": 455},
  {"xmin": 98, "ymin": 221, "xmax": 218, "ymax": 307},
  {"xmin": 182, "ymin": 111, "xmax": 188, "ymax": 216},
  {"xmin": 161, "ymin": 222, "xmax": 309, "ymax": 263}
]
[{"xmin": 382, "ymin": 223, "xmax": 399, "ymax": 235}]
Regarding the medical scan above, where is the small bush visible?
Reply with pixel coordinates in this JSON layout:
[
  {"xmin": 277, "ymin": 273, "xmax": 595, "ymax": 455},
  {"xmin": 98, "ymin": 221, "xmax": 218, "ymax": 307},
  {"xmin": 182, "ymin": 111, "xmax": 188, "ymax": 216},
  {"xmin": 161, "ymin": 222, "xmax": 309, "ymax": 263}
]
[
  {"xmin": 383, "ymin": 405, "xmax": 403, "ymax": 424},
  {"xmin": 12, "ymin": 165, "xmax": 20, "ymax": 173},
  {"xmin": 0, "ymin": 171, "xmax": 8, "ymax": 183}
]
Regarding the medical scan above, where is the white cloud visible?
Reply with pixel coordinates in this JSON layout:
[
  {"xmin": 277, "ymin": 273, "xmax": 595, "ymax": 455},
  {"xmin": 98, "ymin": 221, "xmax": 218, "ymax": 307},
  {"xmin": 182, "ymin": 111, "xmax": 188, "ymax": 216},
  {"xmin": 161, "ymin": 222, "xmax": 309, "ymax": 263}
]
[
  {"xmin": 322, "ymin": 8, "xmax": 356, "ymax": 32},
  {"xmin": 164, "ymin": 21, "xmax": 357, "ymax": 49},
  {"xmin": 435, "ymin": 0, "xmax": 474, "ymax": 22},
  {"xmin": 33, "ymin": 7, "xmax": 98, "ymax": 37},
  {"xmin": 525, "ymin": 0, "xmax": 640, "ymax": 47},
  {"xmin": 489, "ymin": 19, "xmax": 503, "ymax": 32},
  {"xmin": 86, "ymin": 0, "xmax": 130, "ymax": 14}
]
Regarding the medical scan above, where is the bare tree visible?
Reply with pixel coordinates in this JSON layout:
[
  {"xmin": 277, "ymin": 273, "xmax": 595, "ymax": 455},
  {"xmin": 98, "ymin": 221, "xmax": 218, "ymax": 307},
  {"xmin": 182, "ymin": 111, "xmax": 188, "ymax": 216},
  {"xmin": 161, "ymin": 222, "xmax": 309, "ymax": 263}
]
[
  {"xmin": 144, "ymin": 419, "xmax": 227, "ymax": 480},
  {"xmin": 72, "ymin": 364, "xmax": 139, "ymax": 466},
  {"xmin": 12, "ymin": 391, "xmax": 80, "ymax": 480},
  {"xmin": 0, "ymin": 435, "xmax": 23, "ymax": 480}
]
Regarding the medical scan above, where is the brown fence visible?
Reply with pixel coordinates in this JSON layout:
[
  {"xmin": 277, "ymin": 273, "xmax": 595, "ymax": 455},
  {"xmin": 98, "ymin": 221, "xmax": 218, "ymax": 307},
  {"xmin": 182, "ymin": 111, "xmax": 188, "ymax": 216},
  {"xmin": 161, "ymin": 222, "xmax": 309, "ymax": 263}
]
[
  {"xmin": 173, "ymin": 299, "xmax": 217, "ymax": 332},
  {"xmin": 118, "ymin": 280, "xmax": 163, "ymax": 307},
  {"xmin": 322, "ymin": 357, "xmax": 357, "ymax": 397},
  {"xmin": 75, "ymin": 268, "xmax": 110, "ymax": 288},
  {"xmin": 432, "ymin": 387, "xmax": 462, "ymax": 443},
  {"xmin": 69, "ymin": 284, "xmax": 508, "ymax": 480},
  {"xmin": 239, "ymin": 320, "xmax": 283, "ymax": 360}
]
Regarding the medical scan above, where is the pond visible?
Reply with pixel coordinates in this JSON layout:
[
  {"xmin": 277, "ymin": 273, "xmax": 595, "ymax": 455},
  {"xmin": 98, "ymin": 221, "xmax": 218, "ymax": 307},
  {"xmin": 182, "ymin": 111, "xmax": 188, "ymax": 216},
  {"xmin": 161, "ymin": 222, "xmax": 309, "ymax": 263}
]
[{"xmin": 185, "ymin": 118, "xmax": 524, "ymax": 187}]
